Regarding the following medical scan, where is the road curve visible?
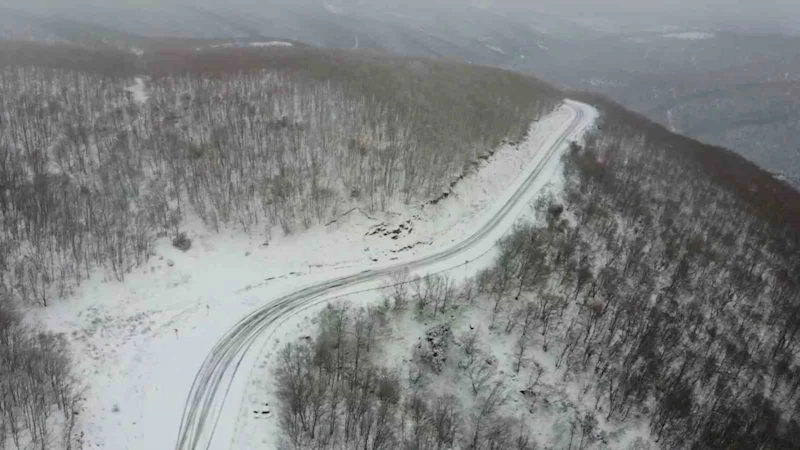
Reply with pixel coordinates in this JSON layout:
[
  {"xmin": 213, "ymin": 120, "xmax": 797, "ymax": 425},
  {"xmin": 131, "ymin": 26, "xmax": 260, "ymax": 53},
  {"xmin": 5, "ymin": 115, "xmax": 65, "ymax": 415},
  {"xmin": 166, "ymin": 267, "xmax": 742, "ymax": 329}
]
[{"xmin": 175, "ymin": 100, "xmax": 595, "ymax": 450}]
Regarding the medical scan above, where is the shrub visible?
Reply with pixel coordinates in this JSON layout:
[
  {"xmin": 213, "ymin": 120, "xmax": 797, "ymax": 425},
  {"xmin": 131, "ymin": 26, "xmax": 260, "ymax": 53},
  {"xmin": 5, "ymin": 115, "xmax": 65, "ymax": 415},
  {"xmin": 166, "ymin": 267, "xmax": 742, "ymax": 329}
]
[{"xmin": 172, "ymin": 232, "xmax": 192, "ymax": 251}]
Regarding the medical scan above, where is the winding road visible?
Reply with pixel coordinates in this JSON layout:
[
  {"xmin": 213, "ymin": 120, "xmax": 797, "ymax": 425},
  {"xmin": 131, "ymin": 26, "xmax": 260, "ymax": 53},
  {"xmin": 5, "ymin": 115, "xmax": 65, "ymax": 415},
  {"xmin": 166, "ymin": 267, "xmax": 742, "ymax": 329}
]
[{"xmin": 175, "ymin": 99, "xmax": 596, "ymax": 450}]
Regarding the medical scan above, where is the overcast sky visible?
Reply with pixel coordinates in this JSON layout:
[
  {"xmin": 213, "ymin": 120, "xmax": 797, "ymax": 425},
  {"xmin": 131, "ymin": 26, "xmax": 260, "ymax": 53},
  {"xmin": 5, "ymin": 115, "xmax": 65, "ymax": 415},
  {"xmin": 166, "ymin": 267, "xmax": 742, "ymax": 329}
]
[
  {"xmin": 9, "ymin": 0, "xmax": 800, "ymax": 12},
  {"xmin": 6, "ymin": 0, "xmax": 799, "ymax": 31}
]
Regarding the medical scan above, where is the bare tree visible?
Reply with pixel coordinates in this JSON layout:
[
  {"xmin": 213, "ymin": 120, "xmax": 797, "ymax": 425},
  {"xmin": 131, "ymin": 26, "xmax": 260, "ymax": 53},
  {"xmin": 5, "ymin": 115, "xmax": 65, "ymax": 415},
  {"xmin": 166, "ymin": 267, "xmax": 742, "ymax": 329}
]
[
  {"xmin": 514, "ymin": 301, "xmax": 539, "ymax": 373},
  {"xmin": 467, "ymin": 358, "xmax": 495, "ymax": 397},
  {"xmin": 466, "ymin": 382, "xmax": 507, "ymax": 450},
  {"xmin": 431, "ymin": 395, "xmax": 459, "ymax": 450},
  {"xmin": 0, "ymin": 295, "xmax": 80, "ymax": 450}
]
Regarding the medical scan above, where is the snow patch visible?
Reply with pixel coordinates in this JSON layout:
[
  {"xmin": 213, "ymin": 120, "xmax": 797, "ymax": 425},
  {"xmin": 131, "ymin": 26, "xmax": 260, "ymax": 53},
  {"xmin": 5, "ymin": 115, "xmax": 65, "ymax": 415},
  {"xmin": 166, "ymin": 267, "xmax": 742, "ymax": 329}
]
[
  {"xmin": 585, "ymin": 77, "xmax": 619, "ymax": 88},
  {"xmin": 643, "ymin": 25, "xmax": 680, "ymax": 33},
  {"xmin": 126, "ymin": 77, "xmax": 148, "ymax": 104},
  {"xmin": 323, "ymin": 1, "xmax": 346, "ymax": 15},
  {"xmin": 663, "ymin": 31, "xmax": 715, "ymax": 40},
  {"xmin": 485, "ymin": 44, "xmax": 505, "ymax": 55},
  {"xmin": 666, "ymin": 109, "xmax": 677, "ymax": 132},
  {"xmin": 211, "ymin": 41, "xmax": 293, "ymax": 49},
  {"xmin": 530, "ymin": 24, "xmax": 551, "ymax": 35},
  {"xmin": 248, "ymin": 41, "xmax": 293, "ymax": 48},
  {"xmin": 625, "ymin": 36, "xmax": 652, "ymax": 44}
]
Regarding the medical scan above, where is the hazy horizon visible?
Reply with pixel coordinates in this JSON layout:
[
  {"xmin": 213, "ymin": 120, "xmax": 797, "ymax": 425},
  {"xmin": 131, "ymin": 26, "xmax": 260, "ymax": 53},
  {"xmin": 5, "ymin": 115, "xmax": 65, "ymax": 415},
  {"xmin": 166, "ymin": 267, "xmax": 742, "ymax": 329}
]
[{"xmin": 4, "ymin": 0, "xmax": 799, "ymax": 34}]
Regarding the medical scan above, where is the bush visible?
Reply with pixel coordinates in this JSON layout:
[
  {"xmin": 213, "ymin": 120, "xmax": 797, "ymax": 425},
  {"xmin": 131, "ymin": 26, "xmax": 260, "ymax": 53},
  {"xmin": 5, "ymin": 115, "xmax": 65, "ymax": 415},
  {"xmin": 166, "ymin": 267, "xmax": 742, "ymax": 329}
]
[
  {"xmin": 172, "ymin": 232, "xmax": 192, "ymax": 251},
  {"xmin": 547, "ymin": 203, "xmax": 564, "ymax": 218},
  {"xmin": 414, "ymin": 324, "xmax": 453, "ymax": 374}
]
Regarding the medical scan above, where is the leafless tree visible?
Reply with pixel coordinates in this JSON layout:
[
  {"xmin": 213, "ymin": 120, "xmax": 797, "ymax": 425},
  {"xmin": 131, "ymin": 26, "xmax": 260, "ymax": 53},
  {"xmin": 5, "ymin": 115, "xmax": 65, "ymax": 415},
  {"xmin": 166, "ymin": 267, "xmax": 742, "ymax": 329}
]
[
  {"xmin": 0, "ymin": 294, "xmax": 81, "ymax": 450},
  {"xmin": 465, "ymin": 382, "xmax": 507, "ymax": 450},
  {"xmin": 514, "ymin": 301, "xmax": 539, "ymax": 373}
]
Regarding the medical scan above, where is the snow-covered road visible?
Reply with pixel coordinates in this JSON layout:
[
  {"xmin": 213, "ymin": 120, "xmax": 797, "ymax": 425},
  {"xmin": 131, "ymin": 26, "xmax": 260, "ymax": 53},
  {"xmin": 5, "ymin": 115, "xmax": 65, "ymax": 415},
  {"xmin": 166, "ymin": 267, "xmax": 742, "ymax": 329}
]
[{"xmin": 174, "ymin": 99, "xmax": 597, "ymax": 450}]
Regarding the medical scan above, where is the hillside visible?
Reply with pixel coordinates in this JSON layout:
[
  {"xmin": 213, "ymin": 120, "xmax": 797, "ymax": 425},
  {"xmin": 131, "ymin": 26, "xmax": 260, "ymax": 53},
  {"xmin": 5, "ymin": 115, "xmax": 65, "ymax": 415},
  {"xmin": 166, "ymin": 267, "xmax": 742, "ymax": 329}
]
[
  {"xmin": 0, "ymin": 40, "xmax": 562, "ymax": 449},
  {"xmin": 266, "ymin": 90, "xmax": 800, "ymax": 450},
  {"xmin": 0, "ymin": 40, "xmax": 558, "ymax": 305},
  {"xmin": 2, "ymin": 27, "xmax": 800, "ymax": 450},
  {"xmin": 6, "ymin": 3, "xmax": 798, "ymax": 188}
]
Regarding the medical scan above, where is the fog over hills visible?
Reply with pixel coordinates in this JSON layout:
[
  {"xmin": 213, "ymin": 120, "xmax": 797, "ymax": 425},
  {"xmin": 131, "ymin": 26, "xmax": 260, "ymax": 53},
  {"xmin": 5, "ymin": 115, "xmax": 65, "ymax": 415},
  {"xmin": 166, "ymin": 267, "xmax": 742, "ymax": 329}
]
[
  {"xmin": 2, "ymin": 0, "xmax": 800, "ymax": 187},
  {"xmin": 4, "ymin": 3, "xmax": 800, "ymax": 450}
]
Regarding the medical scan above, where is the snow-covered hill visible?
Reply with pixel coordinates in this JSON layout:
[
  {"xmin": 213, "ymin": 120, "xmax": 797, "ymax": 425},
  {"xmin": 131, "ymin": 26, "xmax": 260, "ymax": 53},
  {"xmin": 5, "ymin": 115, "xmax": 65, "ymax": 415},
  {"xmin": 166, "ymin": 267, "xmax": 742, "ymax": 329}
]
[{"xmin": 34, "ymin": 103, "xmax": 592, "ymax": 450}]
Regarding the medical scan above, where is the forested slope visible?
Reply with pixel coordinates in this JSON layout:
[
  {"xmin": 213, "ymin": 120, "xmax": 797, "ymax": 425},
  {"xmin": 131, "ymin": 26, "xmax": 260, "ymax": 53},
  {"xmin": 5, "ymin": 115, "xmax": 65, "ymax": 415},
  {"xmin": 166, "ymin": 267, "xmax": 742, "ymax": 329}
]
[
  {"xmin": 0, "ymin": 40, "xmax": 561, "ymax": 449},
  {"xmin": 0, "ymin": 39, "xmax": 557, "ymax": 449},
  {"xmin": 271, "ymin": 94, "xmax": 800, "ymax": 450},
  {"xmin": 0, "ymin": 41, "xmax": 559, "ymax": 305}
]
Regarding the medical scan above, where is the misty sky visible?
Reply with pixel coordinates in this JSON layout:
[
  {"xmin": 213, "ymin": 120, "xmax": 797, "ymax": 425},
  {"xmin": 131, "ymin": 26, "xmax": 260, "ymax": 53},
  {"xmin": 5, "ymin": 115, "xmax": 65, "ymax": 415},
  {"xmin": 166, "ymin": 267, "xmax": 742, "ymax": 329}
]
[
  {"xmin": 6, "ymin": 0, "xmax": 799, "ymax": 31},
  {"xmin": 9, "ymin": 0, "xmax": 800, "ymax": 14}
]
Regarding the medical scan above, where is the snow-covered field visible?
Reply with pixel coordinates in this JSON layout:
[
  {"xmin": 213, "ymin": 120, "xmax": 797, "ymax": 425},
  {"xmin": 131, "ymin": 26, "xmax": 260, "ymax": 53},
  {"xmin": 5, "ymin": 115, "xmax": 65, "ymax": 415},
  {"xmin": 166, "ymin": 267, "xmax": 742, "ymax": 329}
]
[{"xmin": 33, "ymin": 102, "xmax": 593, "ymax": 450}]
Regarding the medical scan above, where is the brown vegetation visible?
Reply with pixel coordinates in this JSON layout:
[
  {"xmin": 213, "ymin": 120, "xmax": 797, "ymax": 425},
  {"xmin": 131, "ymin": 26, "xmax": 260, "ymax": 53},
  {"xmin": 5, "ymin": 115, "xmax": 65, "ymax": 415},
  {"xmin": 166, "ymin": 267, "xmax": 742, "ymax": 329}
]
[
  {"xmin": 0, "ymin": 40, "xmax": 137, "ymax": 77},
  {"xmin": 569, "ymin": 91, "xmax": 800, "ymax": 246}
]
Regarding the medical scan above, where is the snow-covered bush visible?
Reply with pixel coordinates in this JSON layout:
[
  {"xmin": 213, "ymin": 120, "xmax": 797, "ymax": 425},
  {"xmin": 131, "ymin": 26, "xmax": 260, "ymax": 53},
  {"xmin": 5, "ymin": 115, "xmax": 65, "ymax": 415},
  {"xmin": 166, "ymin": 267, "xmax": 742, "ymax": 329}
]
[
  {"xmin": 413, "ymin": 324, "xmax": 453, "ymax": 374},
  {"xmin": 172, "ymin": 232, "xmax": 192, "ymax": 252}
]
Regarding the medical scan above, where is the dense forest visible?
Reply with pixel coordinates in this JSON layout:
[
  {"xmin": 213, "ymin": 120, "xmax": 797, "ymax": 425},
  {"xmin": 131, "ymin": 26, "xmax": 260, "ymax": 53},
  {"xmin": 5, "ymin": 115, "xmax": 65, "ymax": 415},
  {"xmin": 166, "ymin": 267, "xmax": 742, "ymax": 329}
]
[
  {"xmin": 0, "ymin": 294, "xmax": 81, "ymax": 450},
  {"xmin": 0, "ymin": 42, "xmax": 558, "ymax": 307},
  {"xmin": 0, "ymin": 41, "xmax": 558, "ymax": 449},
  {"xmin": 272, "ymin": 95, "xmax": 800, "ymax": 449},
  {"xmin": 3, "ymin": 38, "xmax": 800, "ymax": 450}
]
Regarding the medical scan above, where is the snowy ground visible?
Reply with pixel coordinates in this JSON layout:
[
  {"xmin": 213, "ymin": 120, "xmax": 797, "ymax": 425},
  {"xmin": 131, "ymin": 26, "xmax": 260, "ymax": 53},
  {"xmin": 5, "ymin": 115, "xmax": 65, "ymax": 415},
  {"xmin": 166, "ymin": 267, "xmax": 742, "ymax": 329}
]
[
  {"xmin": 210, "ymin": 41, "xmax": 294, "ymax": 49},
  {"xmin": 233, "ymin": 100, "xmax": 652, "ymax": 450},
  {"xmin": 485, "ymin": 44, "xmax": 505, "ymax": 55},
  {"xmin": 264, "ymin": 297, "xmax": 656, "ymax": 450},
  {"xmin": 33, "ymin": 102, "xmax": 592, "ymax": 450},
  {"xmin": 663, "ymin": 31, "xmax": 715, "ymax": 40},
  {"xmin": 230, "ymin": 102, "xmax": 597, "ymax": 449}
]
